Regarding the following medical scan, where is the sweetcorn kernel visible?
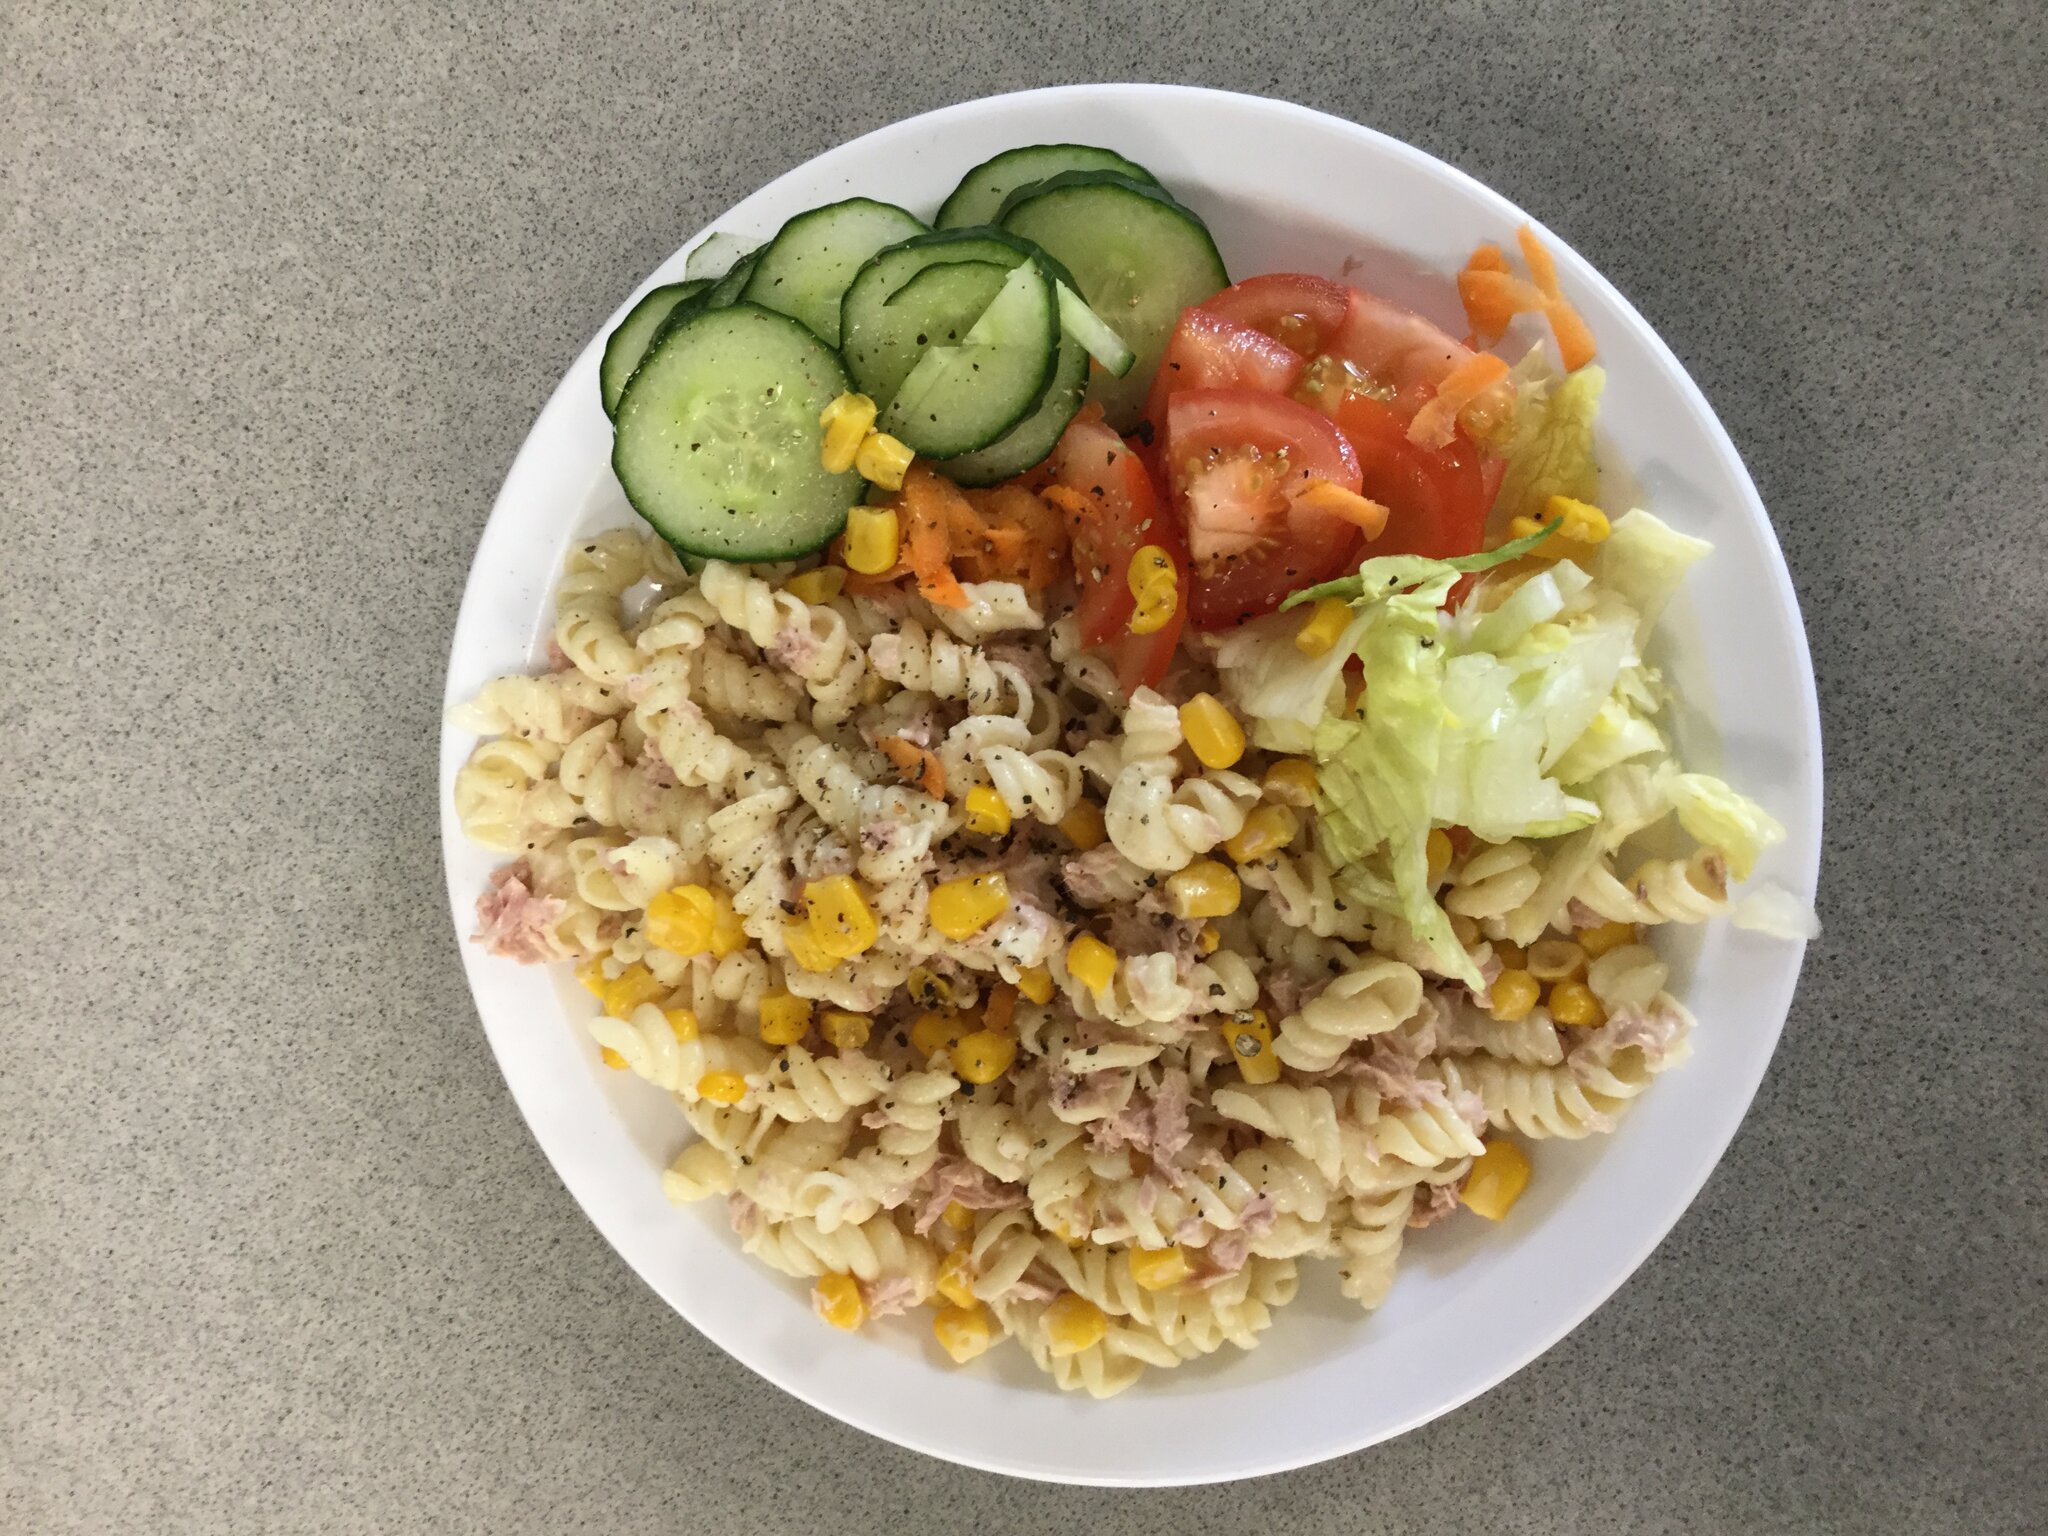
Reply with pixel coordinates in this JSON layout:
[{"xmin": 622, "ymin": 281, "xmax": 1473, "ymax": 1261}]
[
  {"xmin": 1547, "ymin": 980, "xmax": 1606, "ymax": 1029},
  {"xmin": 1058, "ymin": 801, "xmax": 1107, "ymax": 851},
  {"xmin": 1016, "ymin": 965, "xmax": 1055, "ymax": 1005},
  {"xmin": 696, "ymin": 1071, "xmax": 747, "ymax": 1105},
  {"xmin": 1462, "ymin": 1137, "xmax": 1532, "ymax": 1221},
  {"xmin": 910, "ymin": 1011, "xmax": 970, "ymax": 1058},
  {"xmin": 932, "ymin": 1303, "xmax": 995, "ymax": 1364},
  {"xmin": 1224, "ymin": 804, "xmax": 1299, "ymax": 863},
  {"xmin": 964, "ymin": 785, "xmax": 1012, "ymax": 837},
  {"xmin": 1578, "ymin": 920, "xmax": 1638, "ymax": 958},
  {"xmin": 1065, "ymin": 935, "xmax": 1117, "ymax": 995},
  {"xmin": 1044, "ymin": 1293, "xmax": 1108, "ymax": 1357},
  {"xmin": 1426, "ymin": 828, "xmax": 1455, "ymax": 886},
  {"xmin": 785, "ymin": 566, "xmax": 846, "ymax": 606},
  {"xmin": 1224, "ymin": 1008, "xmax": 1279, "ymax": 1085},
  {"xmin": 813, "ymin": 1271, "xmax": 866, "ymax": 1330},
  {"xmin": 935, "ymin": 1247, "xmax": 977, "ymax": 1309},
  {"xmin": 953, "ymin": 1029, "xmax": 1017, "ymax": 1085},
  {"xmin": 1166, "ymin": 859, "xmax": 1242, "ymax": 919},
  {"xmin": 819, "ymin": 1009, "xmax": 871, "ymax": 1051},
  {"xmin": 928, "ymin": 873, "xmax": 1011, "ymax": 940},
  {"xmin": 601, "ymin": 965, "xmax": 666, "ymax": 1019},
  {"xmin": 1178, "ymin": 693, "xmax": 1246, "ymax": 770},
  {"xmin": 663, "ymin": 1007, "xmax": 700, "ymax": 1043},
  {"xmin": 1490, "ymin": 969, "xmax": 1540, "ymax": 1022},
  {"xmin": 757, "ymin": 989, "xmax": 812, "ymax": 1046},
  {"xmin": 600, "ymin": 1047, "xmax": 628, "ymax": 1070},
  {"xmin": 1261, "ymin": 758, "xmax": 1318, "ymax": 806},
  {"xmin": 1127, "ymin": 1245, "xmax": 1193, "ymax": 1291}
]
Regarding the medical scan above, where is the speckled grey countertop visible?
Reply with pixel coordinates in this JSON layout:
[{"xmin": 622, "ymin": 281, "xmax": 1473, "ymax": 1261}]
[{"xmin": 6, "ymin": 2, "xmax": 2043, "ymax": 1531}]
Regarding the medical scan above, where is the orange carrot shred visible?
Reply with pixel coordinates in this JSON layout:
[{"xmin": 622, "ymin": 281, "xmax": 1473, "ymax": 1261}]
[
  {"xmin": 878, "ymin": 736, "xmax": 946, "ymax": 800},
  {"xmin": 1458, "ymin": 268, "xmax": 1546, "ymax": 347},
  {"xmin": 1515, "ymin": 223, "xmax": 1561, "ymax": 299},
  {"xmin": 896, "ymin": 463, "xmax": 969, "ymax": 609},
  {"xmin": 1407, "ymin": 353, "xmax": 1512, "ymax": 450},
  {"xmin": 1466, "ymin": 242, "xmax": 1512, "ymax": 275},
  {"xmin": 1296, "ymin": 477, "xmax": 1391, "ymax": 539},
  {"xmin": 1544, "ymin": 298, "xmax": 1597, "ymax": 373}
]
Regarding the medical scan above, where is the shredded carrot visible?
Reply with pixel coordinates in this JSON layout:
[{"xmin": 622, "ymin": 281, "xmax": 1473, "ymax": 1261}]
[
  {"xmin": 895, "ymin": 463, "xmax": 969, "ymax": 609},
  {"xmin": 1543, "ymin": 297, "xmax": 1598, "ymax": 373},
  {"xmin": 958, "ymin": 484, "xmax": 1067, "ymax": 587},
  {"xmin": 878, "ymin": 736, "xmax": 946, "ymax": 800},
  {"xmin": 1406, "ymin": 353, "xmax": 1512, "ymax": 450},
  {"xmin": 1465, "ymin": 243, "xmax": 1512, "ymax": 275},
  {"xmin": 1515, "ymin": 224, "xmax": 1560, "ymax": 299},
  {"xmin": 1040, "ymin": 484, "xmax": 1092, "ymax": 521},
  {"xmin": 1458, "ymin": 268, "xmax": 1547, "ymax": 347},
  {"xmin": 1296, "ymin": 478, "xmax": 1391, "ymax": 539}
]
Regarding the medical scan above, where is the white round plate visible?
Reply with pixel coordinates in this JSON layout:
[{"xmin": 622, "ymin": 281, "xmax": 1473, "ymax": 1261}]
[{"xmin": 440, "ymin": 85, "xmax": 1821, "ymax": 1486}]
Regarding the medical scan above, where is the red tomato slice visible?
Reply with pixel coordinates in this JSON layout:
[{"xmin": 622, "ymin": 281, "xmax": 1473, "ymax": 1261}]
[
  {"xmin": 1322, "ymin": 391, "xmax": 1499, "ymax": 560},
  {"xmin": 1139, "ymin": 310, "xmax": 1305, "ymax": 445},
  {"xmin": 1048, "ymin": 413, "xmax": 1187, "ymax": 692},
  {"xmin": 1328, "ymin": 287, "xmax": 1501, "ymax": 418},
  {"xmin": 1199, "ymin": 273, "xmax": 1350, "ymax": 356},
  {"xmin": 1161, "ymin": 389, "xmax": 1366, "ymax": 631}
]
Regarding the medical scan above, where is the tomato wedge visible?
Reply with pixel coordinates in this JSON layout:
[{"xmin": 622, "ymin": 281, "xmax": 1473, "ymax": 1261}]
[
  {"xmin": 1161, "ymin": 389, "xmax": 1366, "ymax": 631},
  {"xmin": 1046, "ymin": 412, "xmax": 1187, "ymax": 693},
  {"xmin": 1140, "ymin": 310, "xmax": 1305, "ymax": 446},
  {"xmin": 1320, "ymin": 391, "xmax": 1501, "ymax": 561},
  {"xmin": 1199, "ymin": 273, "xmax": 1350, "ymax": 356},
  {"xmin": 1327, "ymin": 287, "xmax": 1514, "ymax": 424}
]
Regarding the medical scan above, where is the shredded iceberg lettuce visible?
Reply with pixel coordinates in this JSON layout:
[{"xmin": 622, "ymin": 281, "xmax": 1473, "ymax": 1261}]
[
  {"xmin": 1593, "ymin": 509, "xmax": 1712, "ymax": 642},
  {"xmin": 1494, "ymin": 352, "xmax": 1603, "ymax": 522},
  {"xmin": 1730, "ymin": 883, "xmax": 1821, "ymax": 939},
  {"xmin": 1668, "ymin": 773, "xmax": 1788, "ymax": 880}
]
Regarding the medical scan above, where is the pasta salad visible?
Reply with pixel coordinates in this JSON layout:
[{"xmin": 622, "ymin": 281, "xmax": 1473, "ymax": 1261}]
[{"xmin": 451, "ymin": 145, "xmax": 1808, "ymax": 1397}]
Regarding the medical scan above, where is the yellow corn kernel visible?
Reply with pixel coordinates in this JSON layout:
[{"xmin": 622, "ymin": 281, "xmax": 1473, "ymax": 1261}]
[
  {"xmin": 928, "ymin": 872, "xmax": 1010, "ymax": 940},
  {"xmin": 1126, "ymin": 544, "xmax": 1178, "ymax": 635},
  {"xmin": 854, "ymin": 431, "xmax": 914, "ymax": 491},
  {"xmin": 818, "ymin": 392, "xmax": 879, "ymax": 475},
  {"xmin": 1527, "ymin": 938, "xmax": 1588, "ymax": 982},
  {"xmin": 1546, "ymin": 494, "xmax": 1612, "ymax": 545},
  {"xmin": 1127, "ymin": 1244, "xmax": 1193, "ymax": 1291},
  {"xmin": 963, "ymin": 785, "xmax": 1012, "ymax": 837},
  {"xmin": 576, "ymin": 960, "xmax": 609, "ymax": 997},
  {"xmin": 1223, "ymin": 803, "xmax": 1300, "ymax": 863},
  {"xmin": 1492, "ymin": 939, "xmax": 1528, "ymax": 971},
  {"xmin": 781, "ymin": 917, "xmax": 839, "ymax": 974},
  {"xmin": 819, "ymin": 1009, "xmax": 870, "ymax": 1051},
  {"xmin": 940, "ymin": 1200, "xmax": 975, "ymax": 1234},
  {"xmin": 786, "ymin": 566, "xmax": 846, "ymax": 606},
  {"xmin": 1058, "ymin": 800, "xmax": 1107, "ymax": 851},
  {"xmin": 1223, "ymin": 1008, "xmax": 1279, "ymax": 1084},
  {"xmin": 1461, "ymin": 1137, "xmax": 1532, "ymax": 1221},
  {"xmin": 706, "ymin": 890, "xmax": 747, "ymax": 959},
  {"xmin": 953, "ymin": 1029, "xmax": 1017, "ymax": 1085},
  {"xmin": 1294, "ymin": 597, "xmax": 1352, "ymax": 657},
  {"xmin": 1065, "ymin": 934, "xmax": 1117, "ymax": 996},
  {"xmin": 1197, "ymin": 924, "xmax": 1220, "ymax": 956},
  {"xmin": 1489, "ymin": 968, "xmax": 1540, "ymax": 1022},
  {"xmin": 1016, "ymin": 965, "xmax": 1054, "ymax": 1005},
  {"xmin": 932, "ymin": 1303, "xmax": 996, "ymax": 1364},
  {"xmin": 1578, "ymin": 920, "xmax": 1638, "ymax": 958},
  {"xmin": 1261, "ymin": 758, "xmax": 1318, "ymax": 806},
  {"xmin": 1547, "ymin": 980, "xmax": 1606, "ymax": 1029},
  {"xmin": 1178, "ymin": 692, "xmax": 1246, "ymax": 770},
  {"xmin": 905, "ymin": 966, "xmax": 956, "ymax": 1009},
  {"xmin": 842, "ymin": 503, "xmax": 900, "ymax": 574},
  {"xmin": 601, "ymin": 964, "xmax": 666, "ymax": 1019},
  {"xmin": 813, "ymin": 1271, "xmax": 866, "ymax": 1330},
  {"xmin": 804, "ymin": 874, "xmax": 878, "ymax": 959},
  {"xmin": 910, "ymin": 1010, "xmax": 969, "ymax": 1058},
  {"xmin": 1426, "ymin": 828, "xmax": 1455, "ymax": 886},
  {"xmin": 1044, "ymin": 1293, "xmax": 1108, "ymax": 1357},
  {"xmin": 935, "ymin": 1247, "xmax": 977, "ymax": 1310},
  {"xmin": 663, "ymin": 1007, "xmax": 700, "ymax": 1043},
  {"xmin": 696, "ymin": 1070, "xmax": 747, "ymax": 1105},
  {"xmin": 600, "ymin": 1046, "xmax": 628, "ymax": 1070},
  {"xmin": 1166, "ymin": 859, "xmax": 1241, "ymax": 919},
  {"xmin": 644, "ymin": 884, "xmax": 718, "ymax": 956},
  {"xmin": 757, "ymin": 988, "xmax": 813, "ymax": 1046}
]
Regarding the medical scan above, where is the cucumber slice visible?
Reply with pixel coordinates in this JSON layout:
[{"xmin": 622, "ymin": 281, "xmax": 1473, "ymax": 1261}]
[
  {"xmin": 601, "ymin": 280, "xmax": 710, "ymax": 418},
  {"xmin": 847, "ymin": 259, "xmax": 1013, "ymax": 406},
  {"xmin": 933, "ymin": 322, "xmax": 1089, "ymax": 486},
  {"xmin": 611, "ymin": 303, "xmax": 862, "ymax": 562},
  {"xmin": 684, "ymin": 231, "xmax": 752, "ymax": 281},
  {"xmin": 881, "ymin": 259, "xmax": 1058, "ymax": 458},
  {"xmin": 936, "ymin": 144, "xmax": 1160, "ymax": 230},
  {"xmin": 705, "ymin": 250, "xmax": 760, "ymax": 308},
  {"xmin": 1054, "ymin": 283, "xmax": 1135, "ymax": 377},
  {"xmin": 741, "ymin": 198, "xmax": 927, "ymax": 346},
  {"xmin": 997, "ymin": 171, "xmax": 1229, "ymax": 430},
  {"xmin": 841, "ymin": 229, "xmax": 1044, "ymax": 393}
]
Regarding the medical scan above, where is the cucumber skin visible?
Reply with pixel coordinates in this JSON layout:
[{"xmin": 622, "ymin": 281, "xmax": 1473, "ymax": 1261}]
[
  {"xmin": 741, "ymin": 198, "xmax": 927, "ymax": 347},
  {"xmin": 610, "ymin": 303, "xmax": 861, "ymax": 563},
  {"xmin": 601, "ymin": 280, "xmax": 710, "ymax": 419},
  {"xmin": 936, "ymin": 144, "xmax": 1160, "ymax": 230},
  {"xmin": 879, "ymin": 259, "xmax": 1060, "ymax": 458},
  {"xmin": 931, "ymin": 327, "xmax": 1088, "ymax": 487}
]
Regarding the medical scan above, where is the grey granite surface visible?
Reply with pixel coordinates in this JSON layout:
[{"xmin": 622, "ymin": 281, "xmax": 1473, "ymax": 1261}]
[{"xmin": 5, "ymin": 1, "xmax": 2043, "ymax": 1530}]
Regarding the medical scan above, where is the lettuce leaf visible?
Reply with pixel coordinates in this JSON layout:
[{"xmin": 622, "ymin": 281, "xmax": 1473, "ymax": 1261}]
[
  {"xmin": 1730, "ymin": 883, "xmax": 1821, "ymax": 939},
  {"xmin": 1593, "ymin": 509, "xmax": 1712, "ymax": 642},
  {"xmin": 1668, "ymin": 772, "xmax": 1787, "ymax": 879},
  {"xmin": 1213, "ymin": 605, "xmax": 1370, "ymax": 753},
  {"xmin": 1495, "ymin": 355, "xmax": 1603, "ymax": 522}
]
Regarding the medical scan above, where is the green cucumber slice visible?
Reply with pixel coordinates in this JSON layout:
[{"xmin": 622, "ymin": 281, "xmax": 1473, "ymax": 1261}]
[
  {"xmin": 1054, "ymin": 283, "xmax": 1135, "ymax": 377},
  {"xmin": 997, "ymin": 171, "xmax": 1229, "ymax": 430},
  {"xmin": 837, "ymin": 259, "xmax": 1011, "ymax": 408},
  {"xmin": 741, "ymin": 198, "xmax": 927, "ymax": 346},
  {"xmin": 933, "ymin": 322, "xmax": 1089, "ymax": 487},
  {"xmin": 611, "ymin": 303, "xmax": 861, "ymax": 562},
  {"xmin": 601, "ymin": 280, "xmax": 710, "ymax": 418},
  {"xmin": 684, "ymin": 231, "xmax": 753, "ymax": 281},
  {"xmin": 705, "ymin": 250, "xmax": 760, "ymax": 307},
  {"xmin": 936, "ymin": 144, "xmax": 1160, "ymax": 230},
  {"xmin": 880, "ymin": 259, "xmax": 1058, "ymax": 458}
]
